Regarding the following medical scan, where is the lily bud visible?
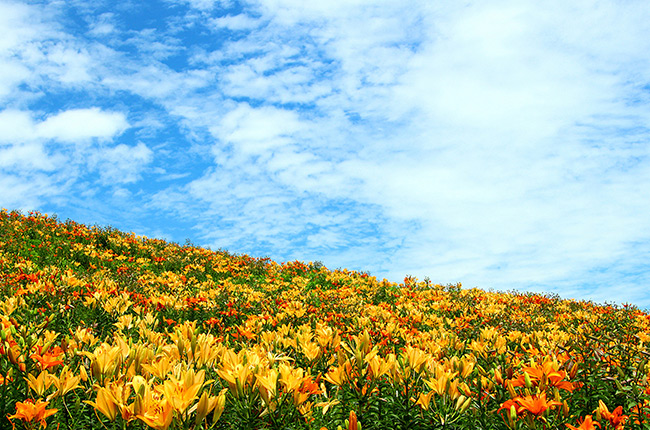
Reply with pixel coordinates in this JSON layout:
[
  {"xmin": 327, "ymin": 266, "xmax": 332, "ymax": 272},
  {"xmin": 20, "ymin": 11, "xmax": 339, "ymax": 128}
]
[
  {"xmin": 191, "ymin": 335, "xmax": 198, "ymax": 359},
  {"xmin": 213, "ymin": 388, "xmax": 227, "ymax": 422},
  {"xmin": 553, "ymin": 387, "xmax": 561, "ymax": 402},
  {"xmin": 523, "ymin": 372, "xmax": 532, "ymax": 389},
  {"xmin": 79, "ymin": 365, "xmax": 88, "ymax": 382},
  {"xmin": 460, "ymin": 397, "xmax": 472, "ymax": 413},
  {"xmin": 177, "ymin": 336, "xmax": 185, "ymax": 357},
  {"xmin": 569, "ymin": 362, "xmax": 579, "ymax": 379},
  {"xmin": 348, "ymin": 411, "xmax": 358, "ymax": 430},
  {"xmin": 195, "ymin": 391, "xmax": 211, "ymax": 425},
  {"xmin": 509, "ymin": 404, "xmax": 517, "ymax": 427},
  {"xmin": 455, "ymin": 395, "xmax": 467, "ymax": 410},
  {"xmin": 494, "ymin": 367, "xmax": 503, "ymax": 385}
]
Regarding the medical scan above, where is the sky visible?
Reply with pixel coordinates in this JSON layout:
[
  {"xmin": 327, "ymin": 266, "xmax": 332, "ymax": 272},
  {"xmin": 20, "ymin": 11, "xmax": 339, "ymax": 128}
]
[{"xmin": 1, "ymin": 0, "xmax": 649, "ymax": 308}]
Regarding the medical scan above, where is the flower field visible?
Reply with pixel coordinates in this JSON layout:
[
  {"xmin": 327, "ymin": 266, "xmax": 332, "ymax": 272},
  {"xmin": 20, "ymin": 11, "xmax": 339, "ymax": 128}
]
[{"xmin": 0, "ymin": 209, "xmax": 649, "ymax": 430}]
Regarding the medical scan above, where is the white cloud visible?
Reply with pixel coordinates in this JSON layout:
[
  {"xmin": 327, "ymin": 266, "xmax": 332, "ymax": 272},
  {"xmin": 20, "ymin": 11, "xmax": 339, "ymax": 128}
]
[
  {"xmin": 91, "ymin": 142, "xmax": 154, "ymax": 184},
  {"xmin": 210, "ymin": 14, "xmax": 260, "ymax": 31},
  {"xmin": 0, "ymin": 142, "xmax": 59, "ymax": 171},
  {"xmin": 209, "ymin": 103, "xmax": 306, "ymax": 155},
  {"xmin": 43, "ymin": 44, "xmax": 94, "ymax": 84},
  {"xmin": 88, "ymin": 13, "xmax": 116, "ymax": 36},
  {"xmin": 0, "ymin": 1, "xmax": 46, "ymax": 52},
  {"xmin": 168, "ymin": 0, "xmax": 650, "ymax": 306},
  {"xmin": 0, "ymin": 110, "xmax": 37, "ymax": 142},
  {"xmin": 37, "ymin": 108, "xmax": 129, "ymax": 142},
  {"xmin": 0, "ymin": 173, "xmax": 61, "ymax": 211},
  {"xmin": 0, "ymin": 108, "xmax": 128, "ymax": 143},
  {"xmin": 0, "ymin": 62, "xmax": 29, "ymax": 99},
  {"xmin": 164, "ymin": 0, "xmax": 231, "ymax": 11}
]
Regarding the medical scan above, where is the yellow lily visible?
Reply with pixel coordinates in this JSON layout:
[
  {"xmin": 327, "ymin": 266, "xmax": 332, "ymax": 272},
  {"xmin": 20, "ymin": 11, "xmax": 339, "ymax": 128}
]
[
  {"xmin": 162, "ymin": 368, "xmax": 205, "ymax": 414},
  {"xmin": 25, "ymin": 370, "xmax": 55, "ymax": 397},
  {"xmin": 84, "ymin": 386, "xmax": 119, "ymax": 421},
  {"xmin": 256, "ymin": 368, "xmax": 279, "ymax": 405},
  {"xmin": 50, "ymin": 365, "xmax": 82, "ymax": 398}
]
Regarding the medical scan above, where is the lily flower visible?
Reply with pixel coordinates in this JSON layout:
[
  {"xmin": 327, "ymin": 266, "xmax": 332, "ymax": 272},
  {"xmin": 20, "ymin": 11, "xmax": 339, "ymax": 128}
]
[
  {"xmin": 84, "ymin": 387, "xmax": 119, "ymax": 421},
  {"xmin": 24, "ymin": 371, "xmax": 55, "ymax": 397},
  {"xmin": 7, "ymin": 399, "xmax": 57, "ymax": 428},
  {"xmin": 162, "ymin": 368, "xmax": 205, "ymax": 414},
  {"xmin": 566, "ymin": 415, "xmax": 601, "ymax": 430},
  {"xmin": 597, "ymin": 400, "xmax": 627, "ymax": 429},
  {"xmin": 50, "ymin": 365, "xmax": 82, "ymax": 398}
]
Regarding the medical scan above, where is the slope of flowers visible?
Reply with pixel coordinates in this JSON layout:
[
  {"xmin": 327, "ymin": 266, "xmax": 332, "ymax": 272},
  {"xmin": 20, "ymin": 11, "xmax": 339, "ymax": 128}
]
[{"xmin": 0, "ymin": 209, "xmax": 649, "ymax": 430}]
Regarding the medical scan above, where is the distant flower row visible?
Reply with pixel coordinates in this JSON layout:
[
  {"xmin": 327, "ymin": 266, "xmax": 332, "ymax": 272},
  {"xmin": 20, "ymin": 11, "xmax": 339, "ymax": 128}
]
[{"xmin": 0, "ymin": 208, "xmax": 648, "ymax": 429}]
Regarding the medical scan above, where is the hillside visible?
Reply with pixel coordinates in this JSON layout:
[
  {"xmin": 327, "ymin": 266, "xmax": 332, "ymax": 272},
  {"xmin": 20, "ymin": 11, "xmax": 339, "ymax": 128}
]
[{"xmin": 0, "ymin": 208, "xmax": 648, "ymax": 429}]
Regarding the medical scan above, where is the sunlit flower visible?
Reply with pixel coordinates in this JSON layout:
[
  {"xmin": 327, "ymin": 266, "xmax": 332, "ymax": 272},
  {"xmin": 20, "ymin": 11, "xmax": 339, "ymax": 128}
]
[
  {"xmin": 24, "ymin": 371, "xmax": 55, "ymax": 398},
  {"xmin": 7, "ymin": 399, "xmax": 57, "ymax": 428},
  {"xmin": 566, "ymin": 415, "xmax": 601, "ymax": 430},
  {"xmin": 30, "ymin": 346, "xmax": 64, "ymax": 371},
  {"xmin": 597, "ymin": 400, "xmax": 627, "ymax": 429},
  {"xmin": 162, "ymin": 368, "xmax": 205, "ymax": 414},
  {"xmin": 50, "ymin": 365, "xmax": 82, "ymax": 398},
  {"xmin": 84, "ymin": 387, "xmax": 119, "ymax": 421}
]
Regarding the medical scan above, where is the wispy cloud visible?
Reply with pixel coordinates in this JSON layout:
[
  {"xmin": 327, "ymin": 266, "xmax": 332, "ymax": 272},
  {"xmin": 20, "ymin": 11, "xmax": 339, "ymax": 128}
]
[{"xmin": 2, "ymin": 0, "xmax": 649, "ymax": 307}]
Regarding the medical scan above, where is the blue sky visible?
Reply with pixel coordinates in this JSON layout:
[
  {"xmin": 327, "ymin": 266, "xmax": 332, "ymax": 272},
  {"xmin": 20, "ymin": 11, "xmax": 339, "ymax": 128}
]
[{"xmin": 1, "ymin": 0, "xmax": 650, "ymax": 308}]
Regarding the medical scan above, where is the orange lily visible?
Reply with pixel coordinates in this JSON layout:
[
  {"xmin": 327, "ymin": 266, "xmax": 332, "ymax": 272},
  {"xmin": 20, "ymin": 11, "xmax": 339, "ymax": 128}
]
[
  {"xmin": 7, "ymin": 399, "xmax": 58, "ymax": 428},
  {"xmin": 597, "ymin": 400, "xmax": 627, "ymax": 429},
  {"xmin": 515, "ymin": 393, "xmax": 562, "ymax": 416},
  {"xmin": 566, "ymin": 415, "xmax": 601, "ymax": 430},
  {"xmin": 499, "ymin": 393, "xmax": 562, "ymax": 418},
  {"xmin": 30, "ymin": 346, "xmax": 64, "ymax": 371},
  {"xmin": 512, "ymin": 359, "xmax": 574, "ymax": 392}
]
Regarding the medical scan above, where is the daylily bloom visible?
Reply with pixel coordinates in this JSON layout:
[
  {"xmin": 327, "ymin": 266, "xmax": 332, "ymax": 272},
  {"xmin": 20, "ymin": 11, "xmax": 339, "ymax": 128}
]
[
  {"xmin": 323, "ymin": 365, "xmax": 347, "ymax": 386},
  {"xmin": 162, "ymin": 368, "xmax": 205, "ymax": 414},
  {"xmin": 499, "ymin": 393, "xmax": 562, "ymax": 419},
  {"xmin": 137, "ymin": 397, "xmax": 174, "ymax": 430},
  {"xmin": 256, "ymin": 369, "xmax": 279, "ymax": 404},
  {"xmin": 512, "ymin": 359, "xmax": 574, "ymax": 392},
  {"xmin": 566, "ymin": 415, "xmax": 601, "ymax": 430},
  {"xmin": 81, "ymin": 343, "xmax": 122, "ymax": 383},
  {"xmin": 7, "ymin": 399, "xmax": 57, "ymax": 428},
  {"xmin": 30, "ymin": 346, "xmax": 64, "ymax": 371},
  {"xmin": 597, "ymin": 400, "xmax": 627, "ymax": 429},
  {"xmin": 84, "ymin": 387, "xmax": 119, "ymax": 421},
  {"xmin": 315, "ymin": 398, "xmax": 341, "ymax": 415},
  {"xmin": 295, "ymin": 375, "xmax": 321, "ymax": 406},
  {"xmin": 50, "ymin": 365, "xmax": 82, "ymax": 398},
  {"xmin": 415, "ymin": 391, "xmax": 434, "ymax": 411},
  {"xmin": 515, "ymin": 393, "xmax": 562, "ymax": 416},
  {"xmin": 24, "ymin": 371, "xmax": 55, "ymax": 397}
]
